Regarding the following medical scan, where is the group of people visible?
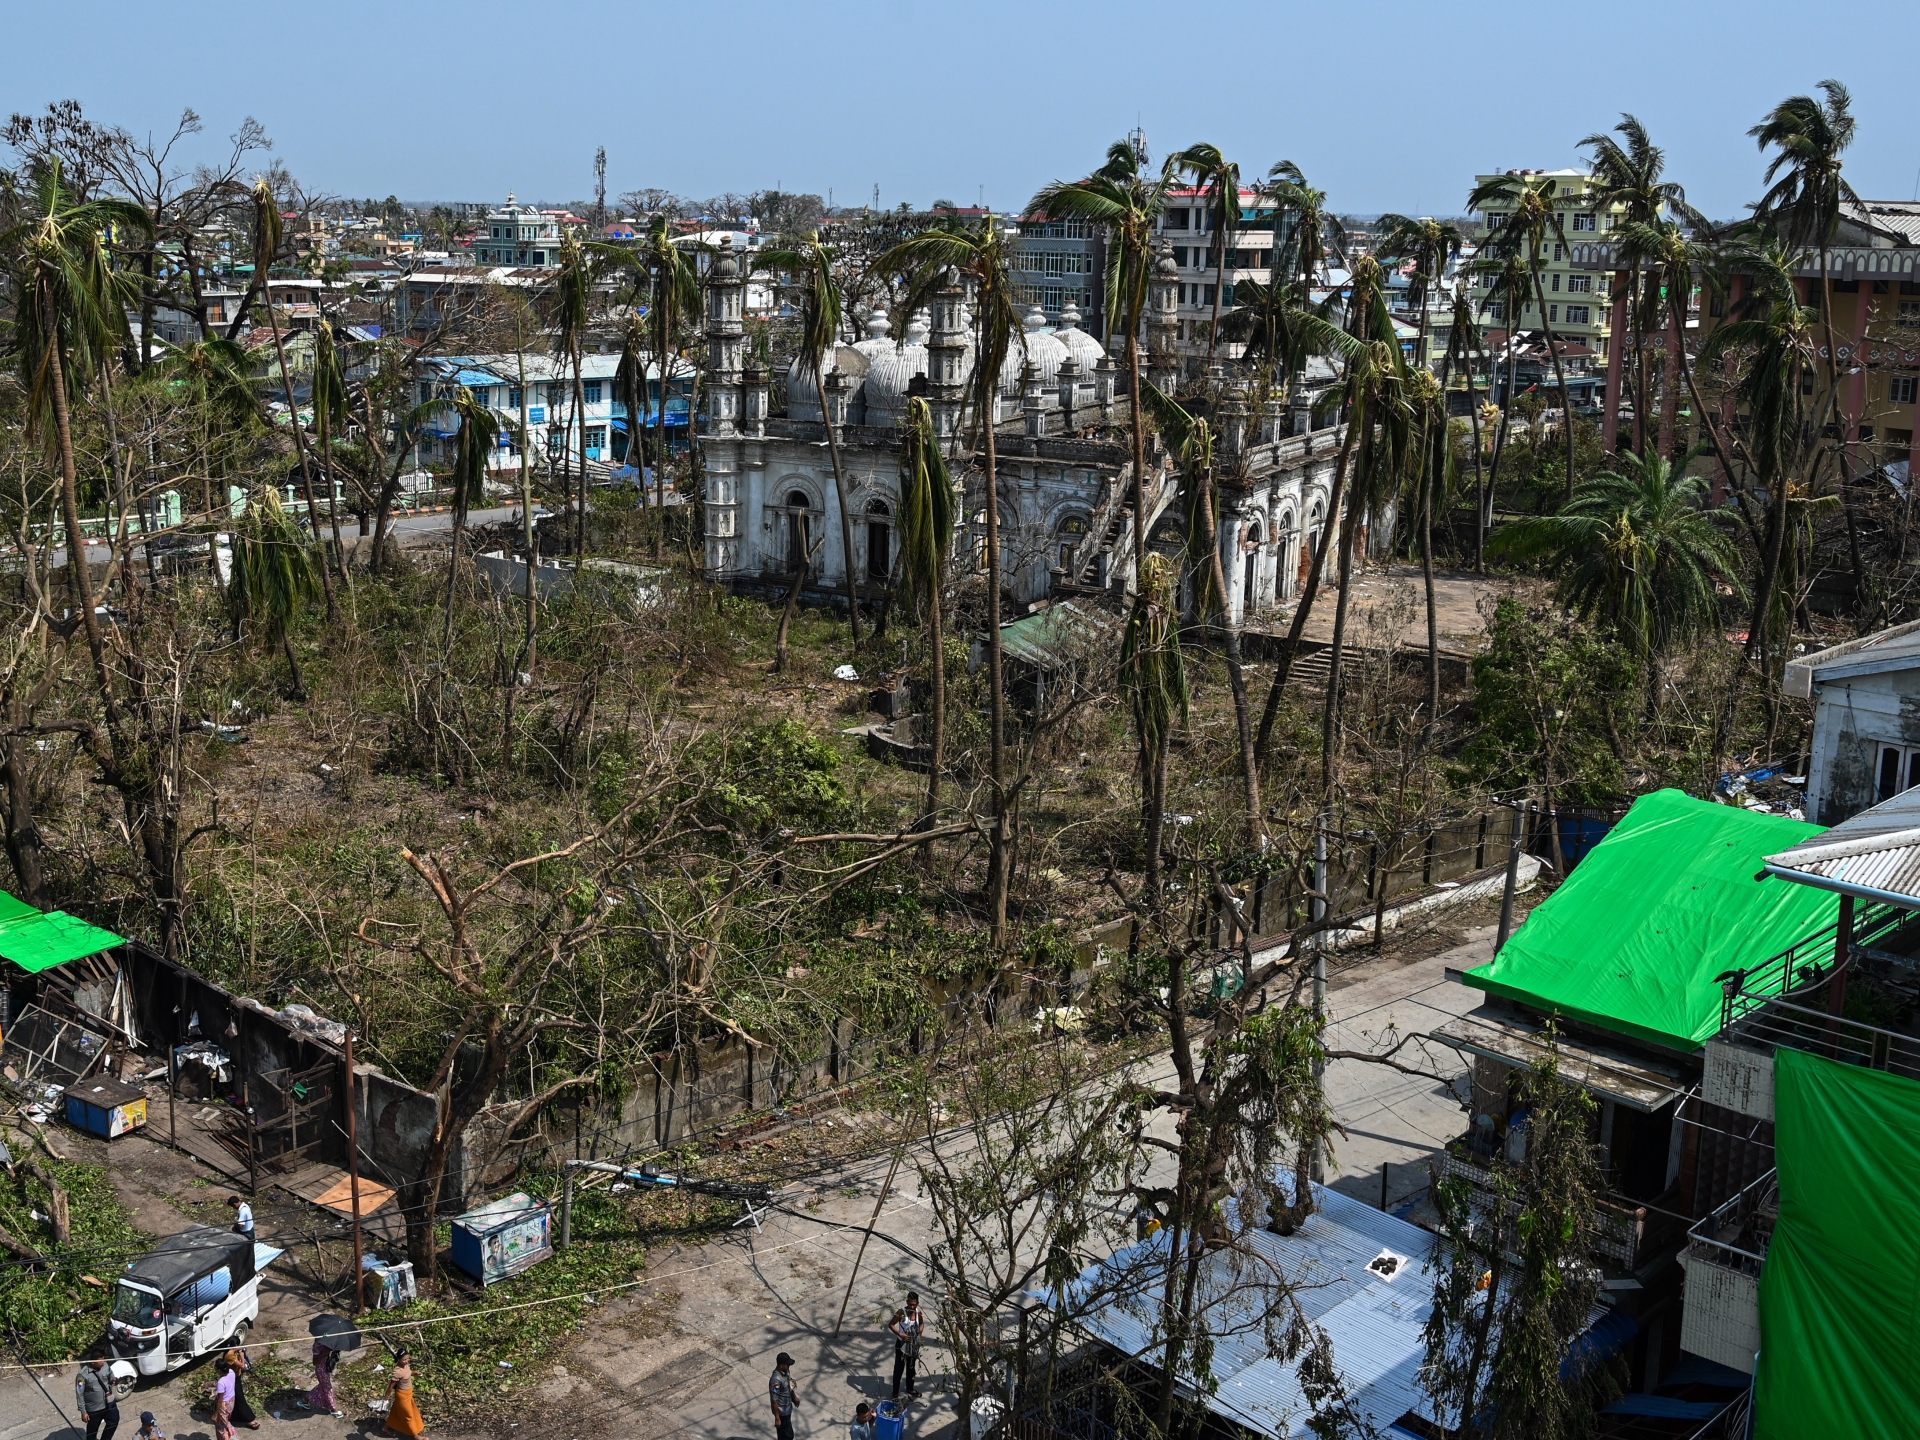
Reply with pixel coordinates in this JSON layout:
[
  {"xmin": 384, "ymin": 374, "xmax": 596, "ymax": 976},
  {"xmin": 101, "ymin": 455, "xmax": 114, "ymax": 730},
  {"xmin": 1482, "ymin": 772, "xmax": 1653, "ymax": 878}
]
[
  {"xmin": 73, "ymin": 1341, "xmax": 426, "ymax": 1440},
  {"xmin": 767, "ymin": 1293, "xmax": 925, "ymax": 1440}
]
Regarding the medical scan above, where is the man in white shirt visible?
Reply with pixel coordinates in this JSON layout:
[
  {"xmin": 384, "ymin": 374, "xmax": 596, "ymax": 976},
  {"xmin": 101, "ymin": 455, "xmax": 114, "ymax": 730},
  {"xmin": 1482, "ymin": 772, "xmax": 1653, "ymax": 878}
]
[{"xmin": 227, "ymin": 1195, "xmax": 253, "ymax": 1236}]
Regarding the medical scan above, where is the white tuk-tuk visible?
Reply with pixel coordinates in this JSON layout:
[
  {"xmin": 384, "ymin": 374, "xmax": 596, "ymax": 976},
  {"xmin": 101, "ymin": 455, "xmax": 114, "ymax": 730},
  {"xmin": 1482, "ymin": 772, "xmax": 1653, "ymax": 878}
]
[{"xmin": 106, "ymin": 1225, "xmax": 282, "ymax": 1389}]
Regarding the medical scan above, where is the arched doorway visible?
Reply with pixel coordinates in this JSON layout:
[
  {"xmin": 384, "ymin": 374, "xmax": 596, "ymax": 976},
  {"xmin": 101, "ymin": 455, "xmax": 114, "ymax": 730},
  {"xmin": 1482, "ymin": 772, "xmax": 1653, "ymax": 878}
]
[
  {"xmin": 1301, "ymin": 500, "xmax": 1325, "ymax": 591},
  {"xmin": 866, "ymin": 499, "xmax": 891, "ymax": 584},
  {"xmin": 784, "ymin": 490, "xmax": 814, "ymax": 572},
  {"xmin": 1242, "ymin": 523, "xmax": 1263, "ymax": 615}
]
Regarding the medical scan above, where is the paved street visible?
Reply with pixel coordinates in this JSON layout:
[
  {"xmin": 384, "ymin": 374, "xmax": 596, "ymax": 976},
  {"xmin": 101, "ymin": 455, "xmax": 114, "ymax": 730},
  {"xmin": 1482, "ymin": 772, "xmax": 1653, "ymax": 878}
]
[{"xmin": 0, "ymin": 926, "xmax": 1499, "ymax": 1440}]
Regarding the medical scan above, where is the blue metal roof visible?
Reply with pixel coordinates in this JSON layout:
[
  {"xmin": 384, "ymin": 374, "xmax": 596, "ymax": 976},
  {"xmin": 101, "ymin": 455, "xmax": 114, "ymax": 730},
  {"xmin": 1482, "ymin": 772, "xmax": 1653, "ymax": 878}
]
[{"xmin": 1060, "ymin": 1181, "xmax": 1446, "ymax": 1438}]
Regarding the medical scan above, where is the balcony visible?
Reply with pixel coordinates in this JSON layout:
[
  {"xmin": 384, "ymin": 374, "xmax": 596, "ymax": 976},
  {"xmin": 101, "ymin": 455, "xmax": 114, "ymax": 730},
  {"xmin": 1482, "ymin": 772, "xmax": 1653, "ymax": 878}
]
[
  {"xmin": 1431, "ymin": 1143, "xmax": 1686, "ymax": 1273},
  {"xmin": 1678, "ymin": 1170, "xmax": 1775, "ymax": 1375}
]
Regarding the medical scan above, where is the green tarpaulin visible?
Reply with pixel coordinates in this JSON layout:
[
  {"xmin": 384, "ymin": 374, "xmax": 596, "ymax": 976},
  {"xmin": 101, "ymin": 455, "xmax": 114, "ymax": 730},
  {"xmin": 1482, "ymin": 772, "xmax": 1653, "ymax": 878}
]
[
  {"xmin": 1463, "ymin": 789, "xmax": 1836, "ymax": 1051},
  {"xmin": 1756, "ymin": 1048, "xmax": 1920, "ymax": 1438},
  {"xmin": 0, "ymin": 897, "xmax": 125, "ymax": 974}
]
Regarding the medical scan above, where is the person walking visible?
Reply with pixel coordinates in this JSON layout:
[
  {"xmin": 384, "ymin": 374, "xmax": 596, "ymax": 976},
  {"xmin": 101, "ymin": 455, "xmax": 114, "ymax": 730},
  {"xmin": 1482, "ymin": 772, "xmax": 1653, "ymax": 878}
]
[
  {"xmin": 382, "ymin": 1348, "xmax": 426, "ymax": 1437},
  {"xmin": 77, "ymin": 1357, "xmax": 119, "ymax": 1440},
  {"xmin": 888, "ymin": 1294, "xmax": 923, "ymax": 1400},
  {"xmin": 768, "ymin": 1352, "xmax": 798, "ymax": 1440},
  {"xmin": 850, "ymin": 1401, "xmax": 876, "ymax": 1440},
  {"xmin": 223, "ymin": 1346, "xmax": 259, "ymax": 1429},
  {"xmin": 296, "ymin": 1337, "xmax": 343, "ymax": 1418},
  {"xmin": 212, "ymin": 1356, "xmax": 237, "ymax": 1440},
  {"xmin": 227, "ymin": 1195, "xmax": 253, "ymax": 1237}
]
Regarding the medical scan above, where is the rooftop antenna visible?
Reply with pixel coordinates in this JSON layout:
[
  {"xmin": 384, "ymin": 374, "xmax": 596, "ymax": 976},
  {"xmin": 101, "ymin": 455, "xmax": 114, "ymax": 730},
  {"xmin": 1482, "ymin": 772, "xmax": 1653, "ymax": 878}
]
[
  {"xmin": 873, "ymin": 183, "xmax": 880, "ymax": 213},
  {"xmin": 592, "ymin": 147, "xmax": 606, "ymax": 229}
]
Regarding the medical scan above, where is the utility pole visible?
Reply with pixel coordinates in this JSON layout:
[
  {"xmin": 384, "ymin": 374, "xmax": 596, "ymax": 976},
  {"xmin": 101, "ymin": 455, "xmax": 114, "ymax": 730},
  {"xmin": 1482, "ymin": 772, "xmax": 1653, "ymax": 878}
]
[
  {"xmin": 1310, "ymin": 821, "xmax": 1328, "ymax": 1183},
  {"xmin": 345, "ymin": 1032, "xmax": 366, "ymax": 1314}
]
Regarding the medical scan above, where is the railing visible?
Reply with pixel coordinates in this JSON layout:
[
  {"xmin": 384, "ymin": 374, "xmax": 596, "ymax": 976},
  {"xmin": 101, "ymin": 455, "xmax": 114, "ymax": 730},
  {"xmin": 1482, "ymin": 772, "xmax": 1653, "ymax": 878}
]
[
  {"xmin": 1685, "ymin": 1169, "xmax": 1776, "ymax": 1280},
  {"xmin": 1431, "ymin": 1147, "xmax": 1680, "ymax": 1270},
  {"xmin": 1723, "ymin": 994, "xmax": 1920, "ymax": 1084},
  {"xmin": 1717, "ymin": 901, "xmax": 1907, "ymax": 1031}
]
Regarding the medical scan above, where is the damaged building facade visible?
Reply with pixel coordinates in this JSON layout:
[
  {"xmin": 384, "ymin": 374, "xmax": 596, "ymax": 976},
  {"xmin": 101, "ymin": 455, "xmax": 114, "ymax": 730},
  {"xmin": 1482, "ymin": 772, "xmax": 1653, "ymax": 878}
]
[{"xmin": 696, "ymin": 234, "xmax": 1348, "ymax": 620}]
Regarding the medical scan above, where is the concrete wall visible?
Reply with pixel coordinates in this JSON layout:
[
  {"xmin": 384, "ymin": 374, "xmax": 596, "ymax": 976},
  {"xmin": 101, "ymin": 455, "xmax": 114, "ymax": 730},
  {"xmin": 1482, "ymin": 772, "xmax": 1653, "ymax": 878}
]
[{"xmin": 1808, "ymin": 668, "xmax": 1920, "ymax": 823}]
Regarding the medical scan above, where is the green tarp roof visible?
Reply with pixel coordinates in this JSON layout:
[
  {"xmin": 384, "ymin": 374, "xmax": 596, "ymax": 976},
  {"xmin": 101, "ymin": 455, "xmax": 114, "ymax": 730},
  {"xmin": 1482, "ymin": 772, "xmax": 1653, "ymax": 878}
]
[
  {"xmin": 1462, "ymin": 788, "xmax": 1836, "ymax": 1051},
  {"xmin": 1756, "ymin": 1049, "xmax": 1920, "ymax": 1437},
  {"xmin": 0, "ymin": 895, "xmax": 126, "ymax": 974}
]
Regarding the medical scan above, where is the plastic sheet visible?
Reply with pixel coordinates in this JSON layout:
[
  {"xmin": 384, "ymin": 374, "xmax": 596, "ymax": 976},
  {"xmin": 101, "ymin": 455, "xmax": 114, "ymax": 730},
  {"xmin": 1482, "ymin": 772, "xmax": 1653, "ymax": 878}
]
[{"xmin": 1464, "ymin": 789, "xmax": 1835, "ymax": 1050}]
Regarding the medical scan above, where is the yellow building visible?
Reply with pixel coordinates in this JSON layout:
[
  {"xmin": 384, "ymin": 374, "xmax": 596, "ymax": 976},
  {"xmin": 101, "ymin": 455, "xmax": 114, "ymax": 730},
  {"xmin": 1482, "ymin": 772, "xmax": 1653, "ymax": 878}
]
[{"xmin": 1470, "ymin": 168, "xmax": 1637, "ymax": 364}]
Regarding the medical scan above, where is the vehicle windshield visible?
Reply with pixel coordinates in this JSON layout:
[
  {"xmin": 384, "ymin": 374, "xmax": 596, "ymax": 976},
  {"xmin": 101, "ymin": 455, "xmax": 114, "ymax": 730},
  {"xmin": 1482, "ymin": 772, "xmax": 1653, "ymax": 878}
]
[{"xmin": 111, "ymin": 1284, "xmax": 163, "ymax": 1327}]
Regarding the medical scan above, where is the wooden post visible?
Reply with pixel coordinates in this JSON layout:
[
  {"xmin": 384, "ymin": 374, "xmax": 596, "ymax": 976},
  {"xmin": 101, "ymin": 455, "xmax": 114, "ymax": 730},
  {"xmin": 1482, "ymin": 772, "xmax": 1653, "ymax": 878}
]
[
  {"xmin": 1496, "ymin": 801, "xmax": 1528, "ymax": 954},
  {"xmin": 242, "ymin": 1079, "xmax": 257, "ymax": 1197},
  {"xmin": 1830, "ymin": 894, "xmax": 1854, "ymax": 1020},
  {"xmin": 560, "ymin": 1165, "xmax": 574, "ymax": 1251},
  {"xmin": 344, "ymin": 1032, "xmax": 365, "ymax": 1314},
  {"xmin": 833, "ymin": 1147, "xmax": 903, "ymax": 1337}
]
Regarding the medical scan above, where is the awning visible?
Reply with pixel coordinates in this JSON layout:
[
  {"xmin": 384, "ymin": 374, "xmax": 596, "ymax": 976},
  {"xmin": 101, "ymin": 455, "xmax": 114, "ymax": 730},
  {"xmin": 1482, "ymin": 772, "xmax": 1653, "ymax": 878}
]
[
  {"xmin": 1429, "ymin": 1006, "xmax": 1687, "ymax": 1111},
  {"xmin": 1763, "ymin": 785, "xmax": 1920, "ymax": 909},
  {"xmin": 0, "ymin": 896, "xmax": 126, "ymax": 974}
]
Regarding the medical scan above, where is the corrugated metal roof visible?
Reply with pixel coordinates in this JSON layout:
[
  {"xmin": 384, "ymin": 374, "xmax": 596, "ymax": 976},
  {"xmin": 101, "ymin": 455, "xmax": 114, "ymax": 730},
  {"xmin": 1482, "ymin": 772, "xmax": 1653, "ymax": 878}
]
[
  {"xmin": 1764, "ymin": 786, "xmax": 1920, "ymax": 906},
  {"xmin": 1061, "ymin": 1181, "xmax": 1445, "ymax": 1438}
]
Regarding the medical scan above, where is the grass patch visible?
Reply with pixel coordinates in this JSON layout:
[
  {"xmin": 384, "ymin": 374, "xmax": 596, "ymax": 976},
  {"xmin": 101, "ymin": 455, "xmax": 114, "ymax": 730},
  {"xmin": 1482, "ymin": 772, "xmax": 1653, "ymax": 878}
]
[
  {"xmin": 328, "ymin": 1177, "xmax": 731, "ymax": 1423},
  {"xmin": 0, "ymin": 1144, "xmax": 150, "ymax": 1362}
]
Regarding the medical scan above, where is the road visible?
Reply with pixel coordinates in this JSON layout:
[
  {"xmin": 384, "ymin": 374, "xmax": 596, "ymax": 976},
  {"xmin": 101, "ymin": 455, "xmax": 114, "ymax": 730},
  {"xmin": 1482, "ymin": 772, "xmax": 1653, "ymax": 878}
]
[
  {"xmin": 0, "ymin": 927, "xmax": 1493, "ymax": 1440},
  {"xmin": 45, "ymin": 507, "xmax": 526, "ymax": 571}
]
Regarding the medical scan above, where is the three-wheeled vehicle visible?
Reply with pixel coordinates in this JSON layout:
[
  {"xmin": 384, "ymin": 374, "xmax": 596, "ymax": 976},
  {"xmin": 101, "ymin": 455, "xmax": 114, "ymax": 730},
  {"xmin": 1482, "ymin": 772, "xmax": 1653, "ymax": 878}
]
[{"xmin": 105, "ymin": 1225, "xmax": 282, "ymax": 1392}]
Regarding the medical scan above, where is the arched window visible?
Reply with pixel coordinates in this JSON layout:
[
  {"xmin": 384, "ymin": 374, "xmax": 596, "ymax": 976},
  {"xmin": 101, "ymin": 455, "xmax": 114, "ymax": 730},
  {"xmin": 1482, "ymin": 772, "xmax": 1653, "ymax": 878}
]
[
  {"xmin": 1054, "ymin": 512, "xmax": 1091, "ymax": 575},
  {"xmin": 866, "ymin": 499, "xmax": 891, "ymax": 584},
  {"xmin": 1242, "ymin": 523, "xmax": 1263, "ymax": 613}
]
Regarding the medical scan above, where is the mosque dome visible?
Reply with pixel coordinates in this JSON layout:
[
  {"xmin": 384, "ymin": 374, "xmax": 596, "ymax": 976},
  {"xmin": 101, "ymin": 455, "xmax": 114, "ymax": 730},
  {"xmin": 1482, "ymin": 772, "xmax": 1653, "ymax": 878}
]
[
  {"xmin": 1000, "ymin": 306, "xmax": 1069, "ymax": 395},
  {"xmin": 785, "ymin": 344, "xmax": 869, "ymax": 422},
  {"xmin": 1053, "ymin": 302, "xmax": 1105, "ymax": 375},
  {"xmin": 862, "ymin": 310, "xmax": 931, "ymax": 427}
]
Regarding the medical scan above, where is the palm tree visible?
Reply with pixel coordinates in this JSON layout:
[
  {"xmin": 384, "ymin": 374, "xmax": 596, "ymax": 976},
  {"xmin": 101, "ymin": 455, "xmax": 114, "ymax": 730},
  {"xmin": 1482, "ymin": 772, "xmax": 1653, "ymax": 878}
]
[
  {"xmin": 1700, "ymin": 236, "xmax": 1820, "ymax": 677},
  {"xmin": 1489, "ymin": 449, "xmax": 1744, "ymax": 717},
  {"xmin": 1374, "ymin": 214, "xmax": 1462, "ymax": 370},
  {"xmin": 597, "ymin": 216, "xmax": 699, "ymax": 543},
  {"xmin": 416, "ymin": 385, "xmax": 501, "ymax": 648},
  {"xmin": 1581, "ymin": 116, "xmax": 1701, "ymax": 455},
  {"xmin": 1175, "ymin": 142, "xmax": 1242, "ymax": 377},
  {"xmin": 552, "ymin": 229, "xmax": 593, "ymax": 562},
  {"xmin": 311, "ymin": 320, "xmax": 352, "ymax": 594},
  {"xmin": 1267, "ymin": 161, "xmax": 1347, "ymax": 410},
  {"xmin": 882, "ymin": 214, "xmax": 1026, "ymax": 948},
  {"xmin": 898, "ymin": 395, "xmax": 955, "ymax": 830},
  {"xmin": 229, "ymin": 486, "xmax": 322, "ymax": 698},
  {"xmin": 1751, "ymin": 81, "xmax": 1867, "ymax": 609},
  {"xmin": 1249, "ymin": 269, "xmax": 1388, "ymax": 771},
  {"xmin": 1467, "ymin": 173, "xmax": 1580, "ymax": 500},
  {"xmin": 1032, "ymin": 136, "xmax": 1179, "ymax": 569},
  {"xmin": 1315, "ymin": 260, "xmax": 1419, "ymax": 808},
  {"xmin": 1121, "ymin": 552, "xmax": 1188, "ymax": 899},
  {"xmin": 756, "ymin": 232, "xmax": 862, "ymax": 641},
  {"xmin": 1614, "ymin": 219, "xmax": 1721, "ymax": 462},
  {"xmin": 1471, "ymin": 250, "xmax": 1537, "ymax": 516},
  {"xmin": 1436, "ymin": 289, "xmax": 1492, "ymax": 568},
  {"xmin": 155, "ymin": 337, "xmax": 259, "ymax": 589},
  {"xmin": 1140, "ymin": 383, "xmax": 1262, "ymax": 844},
  {"xmin": 1, "ymin": 158, "xmax": 150, "ymax": 726},
  {"xmin": 246, "ymin": 179, "xmax": 336, "ymax": 619}
]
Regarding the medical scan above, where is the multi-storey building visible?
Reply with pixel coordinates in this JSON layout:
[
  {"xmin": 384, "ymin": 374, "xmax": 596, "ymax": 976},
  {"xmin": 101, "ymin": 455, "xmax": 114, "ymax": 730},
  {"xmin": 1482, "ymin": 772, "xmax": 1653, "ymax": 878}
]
[
  {"xmin": 1469, "ymin": 169, "xmax": 1635, "ymax": 372},
  {"xmin": 1012, "ymin": 216, "xmax": 1107, "ymax": 339},
  {"xmin": 1153, "ymin": 187, "xmax": 1290, "ymax": 364},
  {"xmin": 471, "ymin": 194, "xmax": 567, "ymax": 267}
]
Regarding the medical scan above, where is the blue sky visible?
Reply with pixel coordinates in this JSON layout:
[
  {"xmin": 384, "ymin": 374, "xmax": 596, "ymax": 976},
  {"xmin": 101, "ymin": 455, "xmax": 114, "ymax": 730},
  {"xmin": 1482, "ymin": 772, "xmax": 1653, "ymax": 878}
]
[{"xmin": 12, "ymin": 0, "xmax": 1919, "ymax": 220}]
